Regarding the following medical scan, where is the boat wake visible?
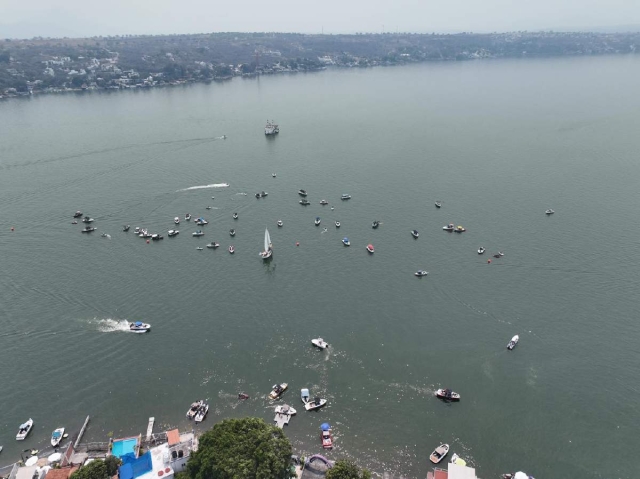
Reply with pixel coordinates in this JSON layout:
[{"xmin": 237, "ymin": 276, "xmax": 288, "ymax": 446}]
[
  {"xmin": 178, "ymin": 183, "xmax": 230, "ymax": 192},
  {"xmin": 93, "ymin": 318, "xmax": 132, "ymax": 333}
]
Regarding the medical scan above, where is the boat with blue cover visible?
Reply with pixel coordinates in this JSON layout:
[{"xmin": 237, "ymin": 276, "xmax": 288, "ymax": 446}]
[{"xmin": 129, "ymin": 321, "xmax": 151, "ymax": 333}]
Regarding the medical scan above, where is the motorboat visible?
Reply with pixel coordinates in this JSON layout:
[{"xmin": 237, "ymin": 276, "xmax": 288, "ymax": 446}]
[
  {"xmin": 140, "ymin": 231, "xmax": 153, "ymax": 238},
  {"xmin": 299, "ymin": 199, "xmax": 310, "ymax": 205},
  {"xmin": 455, "ymin": 225, "xmax": 466, "ymax": 233},
  {"xmin": 194, "ymin": 403, "xmax": 209, "ymax": 423},
  {"xmin": 435, "ymin": 201, "xmax": 442, "ymax": 208},
  {"xmin": 129, "ymin": 321, "xmax": 151, "ymax": 333},
  {"xmin": 443, "ymin": 223, "xmax": 454, "ymax": 231},
  {"xmin": 301, "ymin": 388, "xmax": 310, "ymax": 404},
  {"xmin": 545, "ymin": 209, "xmax": 555, "ymax": 215},
  {"xmin": 81, "ymin": 226, "xmax": 96, "ymax": 233},
  {"xmin": 206, "ymin": 206, "xmax": 212, "ymax": 210},
  {"xmin": 134, "ymin": 227, "xmax": 141, "ymax": 234},
  {"xmin": 192, "ymin": 230, "xmax": 204, "ymax": 237},
  {"xmin": 341, "ymin": 194, "xmax": 351, "ymax": 200},
  {"xmin": 372, "ymin": 220, "xmax": 380, "ymax": 229},
  {"xmin": 265, "ymin": 120, "xmax": 279, "ymax": 135},
  {"xmin": 274, "ymin": 404, "xmax": 296, "ymax": 415},
  {"xmin": 206, "ymin": 242, "xmax": 220, "ymax": 249},
  {"xmin": 229, "ymin": 245, "xmax": 235, "ymax": 254},
  {"xmin": 16, "ymin": 419, "xmax": 34, "ymax": 441},
  {"xmin": 342, "ymin": 237, "xmax": 350, "ymax": 246},
  {"xmin": 507, "ymin": 335, "xmax": 519, "ymax": 350},
  {"xmin": 493, "ymin": 252, "xmax": 504, "ymax": 258},
  {"xmin": 272, "ymin": 173, "xmax": 276, "ymax": 178},
  {"xmin": 269, "ymin": 383, "xmax": 288, "ymax": 400},
  {"xmin": 260, "ymin": 191, "xmax": 268, "ymax": 197},
  {"xmin": 72, "ymin": 221, "xmax": 78, "ymax": 224},
  {"xmin": 277, "ymin": 220, "xmax": 283, "ymax": 227},
  {"xmin": 101, "ymin": 233, "xmax": 110, "ymax": 238},
  {"xmin": 185, "ymin": 213, "xmax": 192, "ymax": 221},
  {"xmin": 321, "ymin": 423, "xmax": 333, "ymax": 449},
  {"xmin": 168, "ymin": 230, "xmax": 179, "ymax": 237},
  {"xmin": 73, "ymin": 211, "xmax": 83, "ymax": 218},
  {"xmin": 335, "ymin": 221, "xmax": 340, "ymax": 228},
  {"xmin": 478, "ymin": 247, "xmax": 485, "ymax": 254},
  {"xmin": 320, "ymin": 199, "xmax": 329, "ymax": 205},
  {"xmin": 255, "ymin": 193, "xmax": 261, "ymax": 198},
  {"xmin": 311, "ymin": 338, "xmax": 329, "ymax": 349},
  {"xmin": 174, "ymin": 217, "xmax": 180, "ymax": 224},
  {"xmin": 186, "ymin": 400, "xmax": 204, "ymax": 419},
  {"xmin": 429, "ymin": 444, "xmax": 450, "ymax": 464},
  {"xmin": 298, "ymin": 189, "xmax": 308, "ymax": 197},
  {"xmin": 82, "ymin": 216, "xmax": 94, "ymax": 223},
  {"xmin": 411, "ymin": 230, "xmax": 419, "ymax": 238},
  {"xmin": 238, "ymin": 393, "xmax": 249, "ymax": 400},
  {"xmin": 415, "ymin": 270, "xmax": 428, "ymax": 277},
  {"xmin": 51, "ymin": 427, "xmax": 65, "ymax": 447},
  {"xmin": 315, "ymin": 217, "xmax": 321, "ymax": 226},
  {"xmin": 195, "ymin": 218, "xmax": 208, "ymax": 225},
  {"xmin": 232, "ymin": 212, "xmax": 238, "ymax": 219},
  {"xmin": 366, "ymin": 244, "xmax": 375, "ymax": 254},
  {"xmin": 151, "ymin": 234, "xmax": 163, "ymax": 240},
  {"xmin": 229, "ymin": 229, "xmax": 236, "ymax": 236},
  {"xmin": 260, "ymin": 228, "xmax": 273, "ymax": 260},
  {"xmin": 196, "ymin": 247, "xmax": 203, "ymax": 251},
  {"xmin": 305, "ymin": 397, "xmax": 327, "ymax": 411},
  {"xmin": 435, "ymin": 388, "xmax": 461, "ymax": 401},
  {"xmin": 122, "ymin": 225, "xmax": 130, "ymax": 232}
]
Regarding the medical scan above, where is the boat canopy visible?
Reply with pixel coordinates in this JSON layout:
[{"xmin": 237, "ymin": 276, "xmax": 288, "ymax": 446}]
[
  {"xmin": 134, "ymin": 321, "xmax": 143, "ymax": 327},
  {"xmin": 320, "ymin": 422, "xmax": 331, "ymax": 431},
  {"xmin": 19, "ymin": 422, "xmax": 29, "ymax": 429},
  {"xmin": 301, "ymin": 388, "xmax": 310, "ymax": 396}
]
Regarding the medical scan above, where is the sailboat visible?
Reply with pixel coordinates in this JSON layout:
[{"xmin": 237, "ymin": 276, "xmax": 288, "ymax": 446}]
[{"xmin": 259, "ymin": 228, "xmax": 273, "ymax": 260}]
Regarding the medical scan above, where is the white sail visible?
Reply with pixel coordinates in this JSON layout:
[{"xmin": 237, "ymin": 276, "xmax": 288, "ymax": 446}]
[{"xmin": 264, "ymin": 228, "xmax": 271, "ymax": 251}]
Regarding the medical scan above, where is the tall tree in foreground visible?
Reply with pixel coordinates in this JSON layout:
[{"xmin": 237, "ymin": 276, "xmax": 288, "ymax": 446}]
[
  {"xmin": 185, "ymin": 417, "xmax": 294, "ymax": 479},
  {"xmin": 326, "ymin": 460, "xmax": 372, "ymax": 479}
]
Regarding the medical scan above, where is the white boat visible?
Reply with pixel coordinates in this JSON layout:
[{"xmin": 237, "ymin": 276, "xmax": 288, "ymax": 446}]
[
  {"xmin": 341, "ymin": 194, "xmax": 351, "ymax": 200},
  {"xmin": 82, "ymin": 216, "xmax": 94, "ymax": 223},
  {"xmin": 206, "ymin": 242, "xmax": 220, "ymax": 249},
  {"xmin": 507, "ymin": 335, "xmax": 519, "ymax": 350},
  {"xmin": 455, "ymin": 225, "xmax": 466, "ymax": 233},
  {"xmin": 229, "ymin": 229, "xmax": 236, "ymax": 236},
  {"xmin": 478, "ymin": 246, "xmax": 485, "ymax": 254},
  {"xmin": 265, "ymin": 120, "xmax": 279, "ymax": 135},
  {"xmin": 272, "ymin": 173, "xmax": 276, "ymax": 177},
  {"xmin": 320, "ymin": 200, "xmax": 329, "ymax": 205},
  {"xmin": 342, "ymin": 237, "xmax": 350, "ymax": 246},
  {"xmin": 260, "ymin": 228, "xmax": 273, "ymax": 260},
  {"xmin": 415, "ymin": 270, "xmax": 428, "ymax": 277},
  {"xmin": 315, "ymin": 217, "xmax": 321, "ymax": 226},
  {"xmin": 335, "ymin": 221, "xmax": 341, "ymax": 228},
  {"xmin": 174, "ymin": 217, "xmax": 180, "ymax": 224},
  {"xmin": 16, "ymin": 419, "xmax": 33, "ymax": 441},
  {"xmin": 186, "ymin": 400, "xmax": 203, "ymax": 419},
  {"xmin": 301, "ymin": 388, "xmax": 310, "ymax": 404},
  {"xmin": 51, "ymin": 427, "xmax": 65, "ymax": 447},
  {"xmin": 435, "ymin": 201, "xmax": 442, "ymax": 208},
  {"xmin": 305, "ymin": 397, "xmax": 327, "ymax": 411},
  {"xmin": 193, "ymin": 230, "xmax": 204, "ymax": 237},
  {"xmin": 151, "ymin": 234, "xmax": 163, "ymax": 241},
  {"xmin": 81, "ymin": 226, "xmax": 96, "ymax": 233},
  {"xmin": 299, "ymin": 199, "xmax": 310, "ymax": 205},
  {"xmin": 195, "ymin": 218, "xmax": 208, "ymax": 225},
  {"xmin": 185, "ymin": 213, "xmax": 192, "ymax": 221},
  {"xmin": 122, "ymin": 225, "xmax": 130, "ymax": 232},
  {"xmin": 274, "ymin": 404, "xmax": 296, "ymax": 415},
  {"xmin": 129, "ymin": 321, "xmax": 151, "ymax": 333},
  {"xmin": 229, "ymin": 245, "xmax": 235, "ymax": 254},
  {"xmin": 298, "ymin": 189, "xmax": 308, "ymax": 197},
  {"xmin": 372, "ymin": 220, "xmax": 380, "ymax": 229},
  {"xmin": 366, "ymin": 244, "xmax": 375, "ymax": 254},
  {"xmin": 429, "ymin": 443, "xmax": 450, "ymax": 464},
  {"xmin": 196, "ymin": 247, "xmax": 203, "ymax": 251},
  {"xmin": 277, "ymin": 220, "xmax": 283, "ymax": 227},
  {"xmin": 546, "ymin": 209, "xmax": 555, "ymax": 215},
  {"xmin": 232, "ymin": 213, "xmax": 238, "ymax": 219},
  {"xmin": 411, "ymin": 230, "xmax": 419, "ymax": 238},
  {"xmin": 194, "ymin": 403, "xmax": 209, "ymax": 423},
  {"xmin": 435, "ymin": 389, "xmax": 461, "ymax": 401},
  {"xmin": 443, "ymin": 223, "xmax": 454, "ymax": 231},
  {"xmin": 311, "ymin": 338, "xmax": 329, "ymax": 349},
  {"xmin": 168, "ymin": 230, "xmax": 179, "ymax": 237},
  {"xmin": 73, "ymin": 211, "xmax": 83, "ymax": 218},
  {"xmin": 269, "ymin": 383, "xmax": 288, "ymax": 399}
]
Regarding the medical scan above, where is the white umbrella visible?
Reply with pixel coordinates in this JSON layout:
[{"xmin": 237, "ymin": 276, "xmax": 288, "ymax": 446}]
[
  {"xmin": 47, "ymin": 453, "xmax": 62, "ymax": 464},
  {"xmin": 25, "ymin": 456, "xmax": 39, "ymax": 467}
]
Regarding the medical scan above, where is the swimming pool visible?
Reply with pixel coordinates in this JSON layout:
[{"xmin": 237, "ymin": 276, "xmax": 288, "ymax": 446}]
[{"xmin": 111, "ymin": 437, "xmax": 138, "ymax": 458}]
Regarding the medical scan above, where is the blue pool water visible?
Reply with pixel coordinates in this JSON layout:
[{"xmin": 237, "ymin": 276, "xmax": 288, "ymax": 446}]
[{"xmin": 111, "ymin": 438, "xmax": 138, "ymax": 458}]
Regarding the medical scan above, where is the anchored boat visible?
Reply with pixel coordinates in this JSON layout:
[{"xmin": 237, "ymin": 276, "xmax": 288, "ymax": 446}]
[
  {"xmin": 429, "ymin": 444, "xmax": 450, "ymax": 464},
  {"xmin": 260, "ymin": 228, "xmax": 273, "ymax": 260}
]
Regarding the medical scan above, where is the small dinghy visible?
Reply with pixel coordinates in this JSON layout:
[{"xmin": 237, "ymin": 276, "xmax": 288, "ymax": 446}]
[
  {"xmin": 168, "ymin": 230, "xmax": 179, "ymax": 237},
  {"xmin": 229, "ymin": 229, "xmax": 236, "ymax": 236},
  {"xmin": 429, "ymin": 443, "xmax": 450, "ymax": 464},
  {"xmin": 174, "ymin": 217, "xmax": 180, "ymax": 224},
  {"xmin": 335, "ymin": 221, "xmax": 340, "ymax": 228},
  {"xmin": 455, "ymin": 225, "xmax": 466, "ymax": 233},
  {"xmin": 73, "ymin": 211, "xmax": 83, "ymax": 218},
  {"xmin": 507, "ymin": 335, "xmax": 519, "ymax": 350},
  {"xmin": 435, "ymin": 201, "xmax": 442, "ymax": 208},
  {"xmin": 443, "ymin": 223, "xmax": 454, "ymax": 231},
  {"xmin": 51, "ymin": 427, "xmax": 65, "ymax": 447},
  {"xmin": 122, "ymin": 225, "xmax": 130, "ymax": 232},
  {"xmin": 277, "ymin": 220, "xmax": 283, "ymax": 227},
  {"xmin": 299, "ymin": 199, "xmax": 310, "ymax": 205},
  {"xmin": 269, "ymin": 383, "xmax": 288, "ymax": 400},
  {"xmin": 193, "ymin": 230, "xmax": 204, "ymax": 237},
  {"xmin": 185, "ymin": 213, "xmax": 192, "ymax": 221},
  {"xmin": 341, "ymin": 194, "xmax": 351, "ymax": 200},
  {"xmin": 194, "ymin": 402, "xmax": 209, "ymax": 423},
  {"xmin": 298, "ymin": 189, "xmax": 308, "ymax": 197},
  {"xmin": 315, "ymin": 217, "xmax": 321, "ymax": 226},
  {"xmin": 366, "ymin": 244, "xmax": 375, "ymax": 254},
  {"xmin": 411, "ymin": 230, "xmax": 419, "ymax": 238},
  {"xmin": 232, "ymin": 212, "xmax": 238, "ymax": 219},
  {"xmin": 415, "ymin": 270, "xmax": 428, "ymax": 277},
  {"xmin": 478, "ymin": 246, "xmax": 485, "ymax": 254},
  {"xmin": 342, "ymin": 237, "xmax": 350, "ymax": 246},
  {"xmin": 435, "ymin": 388, "xmax": 460, "ymax": 401},
  {"xmin": 372, "ymin": 220, "xmax": 380, "ymax": 229},
  {"xmin": 272, "ymin": 173, "xmax": 276, "ymax": 177},
  {"xmin": 305, "ymin": 397, "xmax": 327, "ymax": 411},
  {"xmin": 186, "ymin": 400, "xmax": 204, "ymax": 419},
  {"xmin": 545, "ymin": 209, "xmax": 555, "ymax": 215},
  {"xmin": 129, "ymin": 321, "xmax": 151, "ymax": 333},
  {"xmin": 206, "ymin": 242, "xmax": 220, "ymax": 249},
  {"xmin": 16, "ymin": 419, "xmax": 34, "ymax": 441},
  {"xmin": 311, "ymin": 338, "xmax": 329, "ymax": 349},
  {"xmin": 320, "ymin": 199, "xmax": 329, "ymax": 205},
  {"xmin": 229, "ymin": 245, "xmax": 235, "ymax": 254}
]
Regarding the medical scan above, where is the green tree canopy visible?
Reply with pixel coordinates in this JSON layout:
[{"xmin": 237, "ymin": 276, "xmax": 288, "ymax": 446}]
[
  {"xmin": 70, "ymin": 459, "xmax": 109, "ymax": 479},
  {"xmin": 185, "ymin": 417, "xmax": 294, "ymax": 479},
  {"xmin": 326, "ymin": 460, "xmax": 372, "ymax": 479}
]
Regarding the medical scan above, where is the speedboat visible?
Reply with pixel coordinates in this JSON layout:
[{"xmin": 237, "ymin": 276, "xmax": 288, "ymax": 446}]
[
  {"xmin": 228, "ymin": 245, "xmax": 235, "ymax": 254},
  {"xmin": 429, "ymin": 444, "xmax": 450, "ymax": 464},
  {"xmin": 73, "ymin": 211, "xmax": 83, "ymax": 218},
  {"xmin": 315, "ymin": 217, "xmax": 321, "ymax": 226},
  {"xmin": 101, "ymin": 233, "xmax": 109, "ymax": 238},
  {"xmin": 72, "ymin": 221, "xmax": 78, "ymax": 224},
  {"xmin": 301, "ymin": 388, "xmax": 310, "ymax": 404},
  {"xmin": 298, "ymin": 189, "xmax": 307, "ymax": 197},
  {"xmin": 194, "ymin": 403, "xmax": 209, "ymax": 423},
  {"xmin": 320, "ymin": 199, "xmax": 328, "ymax": 205},
  {"xmin": 82, "ymin": 216, "xmax": 94, "ymax": 223},
  {"xmin": 168, "ymin": 230, "xmax": 179, "ymax": 237},
  {"xmin": 206, "ymin": 206, "xmax": 212, "ymax": 210},
  {"xmin": 255, "ymin": 193, "xmax": 261, "ymax": 198},
  {"xmin": 269, "ymin": 383, "xmax": 288, "ymax": 400},
  {"xmin": 415, "ymin": 270, "xmax": 428, "ymax": 277},
  {"xmin": 192, "ymin": 230, "xmax": 204, "ymax": 237},
  {"xmin": 141, "ymin": 231, "xmax": 153, "ymax": 238},
  {"xmin": 335, "ymin": 221, "xmax": 340, "ymax": 228},
  {"xmin": 186, "ymin": 400, "xmax": 204, "ymax": 419},
  {"xmin": 455, "ymin": 225, "xmax": 466, "ymax": 233},
  {"xmin": 507, "ymin": 335, "xmax": 519, "ymax": 350},
  {"xmin": 229, "ymin": 229, "xmax": 236, "ymax": 236},
  {"xmin": 185, "ymin": 213, "xmax": 192, "ymax": 221},
  {"xmin": 277, "ymin": 220, "xmax": 283, "ymax": 227},
  {"xmin": 372, "ymin": 220, "xmax": 380, "ymax": 229},
  {"xmin": 51, "ymin": 427, "xmax": 65, "ymax": 447},
  {"xmin": 478, "ymin": 247, "xmax": 485, "ymax": 254},
  {"xmin": 311, "ymin": 338, "xmax": 329, "ymax": 349},
  {"xmin": 122, "ymin": 225, "xmax": 130, "ymax": 232},
  {"xmin": 195, "ymin": 218, "xmax": 208, "ymax": 225},
  {"xmin": 274, "ymin": 404, "xmax": 296, "ymax": 415},
  {"xmin": 260, "ymin": 191, "xmax": 268, "ymax": 197},
  {"xmin": 366, "ymin": 244, "xmax": 375, "ymax": 254},
  {"xmin": 341, "ymin": 194, "xmax": 351, "ymax": 200},
  {"xmin": 493, "ymin": 251, "xmax": 504, "ymax": 258},
  {"xmin": 443, "ymin": 223, "xmax": 454, "ymax": 231},
  {"xmin": 305, "ymin": 397, "xmax": 327, "ymax": 411},
  {"xmin": 435, "ymin": 201, "xmax": 442, "ymax": 208},
  {"xmin": 411, "ymin": 230, "xmax": 419, "ymax": 238},
  {"xmin": 545, "ymin": 209, "xmax": 555, "ymax": 215},
  {"xmin": 321, "ymin": 424, "xmax": 333, "ymax": 449},
  {"xmin": 151, "ymin": 234, "xmax": 163, "ymax": 240},
  {"xmin": 16, "ymin": 419, "xmax": 34, "ymax": 441},
  {"xmin": 81, "ymin": 226, "xmax": 96, "ymax": 233},
  {"xmin": 134, "ymin": 227, "xmax": 141, "ymax": 234},
  {"xmin": 342, "ymin": 237, "xmax": 350, "ymax": 246},
  {"xmin": 129, "ymin": 321, "xmax": 151, "ymax": 333},
  {"xmin": 206, "ymin": 242, "xmax": 220, "ymax": 249},
  {"xmin": 196, "ymin": 247, "xmax": 203, "ymax": 251},
  {"xmin": 272, "ymin": 173, "xmax": 276, "ymax": 178},
  {"xmin": 174, "ymin": 217, "xmax": 180, "ymax": 224},
  {"xmin": 299, "ymin": 199, "xmax": 310, "ymax": 205},
  {"xmin": 435, "ymin": 388, "xmax": 461, "ymax": 401},
  {"xmin": 232, "ymin": 212, "xmax": 238, "ymax": 219}
]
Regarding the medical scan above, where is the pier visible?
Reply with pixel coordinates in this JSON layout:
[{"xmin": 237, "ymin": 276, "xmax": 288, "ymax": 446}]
[
  {"xmin": 146, "ymin": 417, "xmax": 155, "ymax": 441},
  {"xmin": 74, "ymin": 416, "xmax": 91, "ymax": 449}
]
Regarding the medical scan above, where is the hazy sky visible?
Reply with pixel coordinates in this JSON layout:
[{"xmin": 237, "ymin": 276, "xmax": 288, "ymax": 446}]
[{"xmin": 1, "ymin": 0, "xmax": 639, "ymax": 38}]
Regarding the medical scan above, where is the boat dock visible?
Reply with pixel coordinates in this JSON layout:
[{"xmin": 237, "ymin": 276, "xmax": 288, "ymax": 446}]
[{"xmin": 146, "ymin": 417, "xmax": 155, "ymax": 441}]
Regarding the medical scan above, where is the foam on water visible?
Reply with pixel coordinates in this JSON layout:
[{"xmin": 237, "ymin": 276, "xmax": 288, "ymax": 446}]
[
  {"xmin": 92, "ymin": 318, "xmax": 132, "ymax": 333},
  {"xmin": 178, "ymin": 183, "xmax": 229, "ymax": 192}
]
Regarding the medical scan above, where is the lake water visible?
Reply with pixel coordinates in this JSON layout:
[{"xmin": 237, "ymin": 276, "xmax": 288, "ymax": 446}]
[{"xmin": 1, "ymin": 55, "xmax": 640, "ymax": 479}]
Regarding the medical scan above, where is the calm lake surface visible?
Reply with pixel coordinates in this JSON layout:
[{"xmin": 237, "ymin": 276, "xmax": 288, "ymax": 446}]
[{"xmin": 1, "ymin": 55, "xmax": 640, "ymax": 479}]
